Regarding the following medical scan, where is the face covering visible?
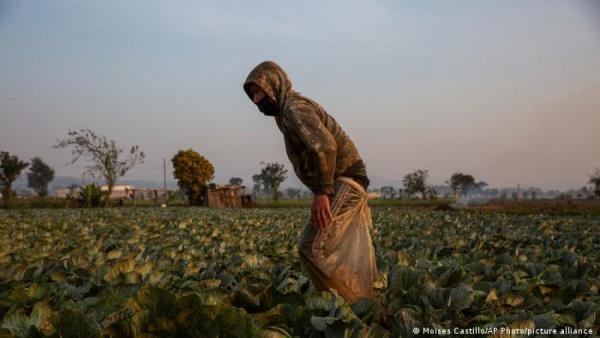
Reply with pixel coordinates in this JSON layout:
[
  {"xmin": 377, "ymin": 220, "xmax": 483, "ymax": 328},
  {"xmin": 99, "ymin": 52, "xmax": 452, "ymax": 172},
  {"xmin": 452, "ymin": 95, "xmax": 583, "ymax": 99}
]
[{"xmin": 257, "ymin": 96, "xmax": 277, "ymax": 116}]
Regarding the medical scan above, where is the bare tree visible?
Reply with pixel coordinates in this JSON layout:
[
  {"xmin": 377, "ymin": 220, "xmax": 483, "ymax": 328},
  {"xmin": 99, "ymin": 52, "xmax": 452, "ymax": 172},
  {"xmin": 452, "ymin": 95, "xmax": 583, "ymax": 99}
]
[
  {"xmin": 258, "ymin": 161, "xmax": 288, "ymax": 201},
  {"xmin": 54, "ymin": 129, "xmax": 145, "ymax": 206}
]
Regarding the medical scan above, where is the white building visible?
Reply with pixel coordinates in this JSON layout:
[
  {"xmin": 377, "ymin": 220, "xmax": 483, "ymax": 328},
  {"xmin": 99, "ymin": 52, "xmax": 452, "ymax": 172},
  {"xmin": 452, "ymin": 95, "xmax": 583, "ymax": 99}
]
[
  {"xmin": 100, "ymin": 185, "xmax": 135, "ymax": 199},
  {"xmin": 54, "ymin": 185, "xmax": 173, "ymax": 200}
]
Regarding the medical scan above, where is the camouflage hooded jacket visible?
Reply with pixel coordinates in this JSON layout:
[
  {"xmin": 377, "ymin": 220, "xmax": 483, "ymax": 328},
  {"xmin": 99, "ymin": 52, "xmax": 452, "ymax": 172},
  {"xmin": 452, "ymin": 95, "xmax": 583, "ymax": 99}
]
[{"xmin": 243, "ymin": 61, "xmax": 366, "ymax": 196}]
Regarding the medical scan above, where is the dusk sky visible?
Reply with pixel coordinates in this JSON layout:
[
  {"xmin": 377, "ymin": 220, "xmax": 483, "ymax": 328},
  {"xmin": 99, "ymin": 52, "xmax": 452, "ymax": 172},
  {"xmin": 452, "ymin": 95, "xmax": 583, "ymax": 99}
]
[{"xmin": 1, "ymin": 1, "xmax": 599, "ymax": 190}]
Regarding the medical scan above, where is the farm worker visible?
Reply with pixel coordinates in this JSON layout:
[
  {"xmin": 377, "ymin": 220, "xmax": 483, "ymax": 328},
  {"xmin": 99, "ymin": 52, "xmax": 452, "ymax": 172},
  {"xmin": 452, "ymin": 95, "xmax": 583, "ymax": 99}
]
[{"xmin": 243, "ymin": 61, "xmax": 379, "ymax": 304}]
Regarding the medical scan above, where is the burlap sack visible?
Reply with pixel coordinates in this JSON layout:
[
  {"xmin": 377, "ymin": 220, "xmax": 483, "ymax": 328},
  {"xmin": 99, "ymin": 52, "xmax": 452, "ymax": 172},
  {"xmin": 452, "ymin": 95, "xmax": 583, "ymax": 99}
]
[{"xmin": 298, "ymin": 176, "xmax": 379, "ymax": 303}]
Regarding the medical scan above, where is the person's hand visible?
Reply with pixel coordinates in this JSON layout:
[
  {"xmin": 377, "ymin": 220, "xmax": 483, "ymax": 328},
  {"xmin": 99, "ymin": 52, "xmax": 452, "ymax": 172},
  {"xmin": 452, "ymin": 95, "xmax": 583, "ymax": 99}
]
[{"xmin": 312, "ymin": 194, "xmax": 333, "ymax": 229}]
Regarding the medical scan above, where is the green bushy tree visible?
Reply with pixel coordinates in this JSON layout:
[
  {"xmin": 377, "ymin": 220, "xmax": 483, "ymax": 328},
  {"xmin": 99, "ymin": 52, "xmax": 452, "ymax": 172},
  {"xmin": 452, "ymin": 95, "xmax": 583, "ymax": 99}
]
[
  {"xmin": 172, "ymin": 149, "xmax": 214, "ymax": 206},
  {"xmin": 0, "ymin": 151, "xmax": 29, "ymax": 208},
  {"xmin": 27, "ymin": 157, "xmax": 55, "ymax": 197}
]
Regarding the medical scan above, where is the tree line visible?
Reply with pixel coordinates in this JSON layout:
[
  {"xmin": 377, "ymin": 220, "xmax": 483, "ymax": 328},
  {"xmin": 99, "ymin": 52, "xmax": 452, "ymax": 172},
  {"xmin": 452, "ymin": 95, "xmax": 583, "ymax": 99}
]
[
  {"xmin": 2, "ymin": 128, "xmax": 600, "ymax": 208},
  {"xmin": 0, "ymin": 128, "xmax": 290, "ymax": 208},
  {"xmin": 379, "ymin": 170, "xmax": 488, "ymax": 200}
]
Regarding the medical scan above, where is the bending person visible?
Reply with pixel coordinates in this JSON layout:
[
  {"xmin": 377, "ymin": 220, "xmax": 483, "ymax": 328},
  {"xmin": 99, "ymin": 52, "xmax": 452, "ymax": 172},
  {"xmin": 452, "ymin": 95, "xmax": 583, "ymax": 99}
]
[{"xmin": 243, "ymin": 61, "xmax": 378, "ymax": 303}]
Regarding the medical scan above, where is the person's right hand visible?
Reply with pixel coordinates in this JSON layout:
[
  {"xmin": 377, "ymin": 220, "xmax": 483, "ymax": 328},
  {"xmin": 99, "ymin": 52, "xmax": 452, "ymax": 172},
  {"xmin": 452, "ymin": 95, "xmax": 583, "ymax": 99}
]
[{"xmin": 312, "ymin": 194, "xmax": 333, "ymax": 230}]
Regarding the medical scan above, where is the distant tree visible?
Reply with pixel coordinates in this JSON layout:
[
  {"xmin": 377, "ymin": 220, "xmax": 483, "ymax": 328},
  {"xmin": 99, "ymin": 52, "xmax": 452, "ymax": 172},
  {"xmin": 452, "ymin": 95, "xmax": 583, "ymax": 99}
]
[
  {"xmin": 459, "ymin": 175, "xmax": 475, "ymax": 196},
  {"xmin": 588, "ymin": 168, "xmax": 600, "ymax": 199},
  {"xmin": 446, "ymin": 173, "xmax": 464, "ymax": 199},
  {"xmin": 580, "ymin": 186, "xmax": 590, "ymax": 200},
  {"xmin": 0, "ymin": 151, "xmax": 29, "ymax": 208},
  {"xmin": 403, "ymin": 169, "xmax": 429, "ymax": 199},
  {"xmin": 252, "ymin": 174, "xmax": 265, "ymax": 197},
  {"xmin": 474, "ymin": 181, "xmax": 488, "ymax": 194},
  {"xmin": 426, "ymin": 187, "xmax": 438, "ymax": 200},
  {"xmin": 460, "ymin": 175, "xmax": 475, "ymax": 196},
  {"xmin": 397, "ymin": 188, "xmax": 403, "ymax": 199},
  {"xmin": 299, "ymin": 189, "xmax": 312, "ymax": 199},
  {"xmin": 446, "ymin": 172, "xmax": 477, "ymax": 198},
  {"xmin": 446, "ymin": 172, "xmax": 489, "ymax": 198},
  {"xmin": 286, "ymin": 187, "xmax": 301, "ymax": 199},
  {"xmin": 26, "ymin": 157, "xmax": 55, "ymax": 197},
  {"xmin": 258, "ymin": 161, "xmax": 287, "ymax": 201},
  {"xmin": 380, "ymin": 186, "xmax": 396, "ymax": 199},
  {"xmin": 171, "ymin": 149, "xmax": 214, "ymax": 206},
  {"xmin": 229, "ymin": 177, "xmax": 243, "ymax": 186},
  {"xmin": 54, "ymin": 129, "xmax": 145, "ymax": 206}
]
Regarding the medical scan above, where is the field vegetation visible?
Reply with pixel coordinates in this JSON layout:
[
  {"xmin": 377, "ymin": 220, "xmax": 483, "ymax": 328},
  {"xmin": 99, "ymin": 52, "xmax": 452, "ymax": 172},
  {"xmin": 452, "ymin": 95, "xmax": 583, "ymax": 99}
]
[{"xmin": 0, "ymin": 207, "xmax": 598, "ymax": 337}]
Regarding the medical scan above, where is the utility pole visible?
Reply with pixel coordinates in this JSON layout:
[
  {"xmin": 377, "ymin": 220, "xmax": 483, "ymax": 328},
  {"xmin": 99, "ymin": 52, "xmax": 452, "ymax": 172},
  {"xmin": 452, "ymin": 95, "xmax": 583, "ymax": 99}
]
[{"xmin": 163, "ymin": 158, "xmax": 167, "ymax": 205}]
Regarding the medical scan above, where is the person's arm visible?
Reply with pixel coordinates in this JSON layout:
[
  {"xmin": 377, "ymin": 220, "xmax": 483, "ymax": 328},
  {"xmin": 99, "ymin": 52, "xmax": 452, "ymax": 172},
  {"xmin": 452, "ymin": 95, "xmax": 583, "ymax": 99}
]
[{"xmin": 285, "ymin": 103, "xmax": 337, "ymax": 229}]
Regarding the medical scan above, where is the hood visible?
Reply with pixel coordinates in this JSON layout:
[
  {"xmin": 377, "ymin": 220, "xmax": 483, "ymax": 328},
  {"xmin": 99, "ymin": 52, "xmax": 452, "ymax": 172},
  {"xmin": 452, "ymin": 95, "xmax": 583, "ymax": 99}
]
[{"xmin": 243, "ymin": 61, "xmax": 292, "ymax": 115}]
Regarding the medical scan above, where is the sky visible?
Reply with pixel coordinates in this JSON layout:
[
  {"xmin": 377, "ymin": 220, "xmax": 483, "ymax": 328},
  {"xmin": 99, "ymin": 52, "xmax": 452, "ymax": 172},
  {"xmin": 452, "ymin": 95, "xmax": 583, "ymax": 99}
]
[{"xmin": 1, "ymin": 0, "xmax": 599, "ymax": 190}]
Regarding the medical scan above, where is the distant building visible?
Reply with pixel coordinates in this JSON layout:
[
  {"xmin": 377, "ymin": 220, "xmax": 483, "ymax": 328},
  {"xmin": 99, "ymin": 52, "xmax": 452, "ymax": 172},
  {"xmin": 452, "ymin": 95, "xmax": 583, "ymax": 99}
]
[
  {"xmin": 55, "ymin": 184, "xmax": 176, "ymax": 202},
  {"xmin": 100, "ymin": 185, "xmax": 135, "ymax": 199},
  {"xmin": 128, "ymin": 188, "xmax": 174, "ymax": 202},
  {"xmin": 204, "ymin": 183, "xmax": 252, "ymax": 208}
]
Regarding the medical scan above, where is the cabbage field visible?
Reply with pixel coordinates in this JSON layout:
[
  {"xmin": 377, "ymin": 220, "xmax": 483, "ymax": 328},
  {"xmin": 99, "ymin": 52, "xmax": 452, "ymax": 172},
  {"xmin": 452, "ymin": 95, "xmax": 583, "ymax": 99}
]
[{"xmin": 0, "ymin": 208, "xmax": 599, "ymax": 337}]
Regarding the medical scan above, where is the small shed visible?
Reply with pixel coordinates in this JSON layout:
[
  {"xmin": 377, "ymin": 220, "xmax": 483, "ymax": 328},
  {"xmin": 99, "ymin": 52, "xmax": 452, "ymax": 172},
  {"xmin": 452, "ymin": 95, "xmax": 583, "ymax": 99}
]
[{"xmin": 203, "ymin": 183, "xmax": 253, "ymax": 208}]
